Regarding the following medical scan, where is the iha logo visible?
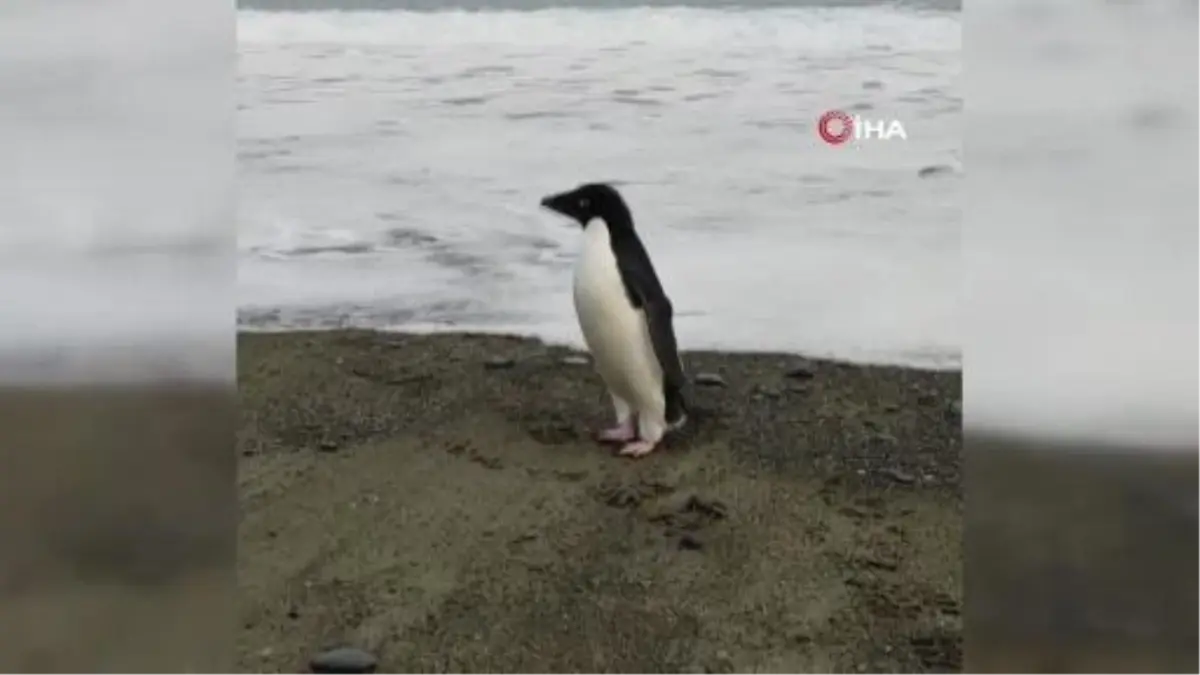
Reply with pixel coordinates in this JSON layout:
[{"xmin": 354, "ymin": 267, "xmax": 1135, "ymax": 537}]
[{"xmin": 817, "ymin": 110, "xmax": 908, "ymax": 145}]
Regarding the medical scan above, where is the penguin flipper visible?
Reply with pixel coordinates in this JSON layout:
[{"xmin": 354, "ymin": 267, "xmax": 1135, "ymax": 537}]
[
  {"xmin": 615, "ymin": 263, "xmax": 689, "ymax": 417},
  {"xmin": 646, "ymin": 303, "xmax": 690, "ymax": 424}
]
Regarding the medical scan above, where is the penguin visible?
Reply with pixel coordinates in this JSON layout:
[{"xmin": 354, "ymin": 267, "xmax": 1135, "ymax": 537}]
[{"xmin": 539, "ymin": 182, "xmax": 688, "ymax": 458}]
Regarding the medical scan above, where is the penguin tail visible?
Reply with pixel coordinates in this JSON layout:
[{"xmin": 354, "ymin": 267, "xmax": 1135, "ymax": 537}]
[{"xmin": 665, "ymin": 385, "xmax": 689, "ymax": 429}]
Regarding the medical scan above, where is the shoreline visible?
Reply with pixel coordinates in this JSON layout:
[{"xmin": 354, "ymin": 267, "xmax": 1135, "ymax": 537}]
[{"xmin": 236, "ymin": 323, "xmax": 963, "ymax": 374}]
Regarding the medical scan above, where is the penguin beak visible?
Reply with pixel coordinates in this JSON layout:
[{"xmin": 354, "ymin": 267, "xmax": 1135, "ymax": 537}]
[{"xmin": 539, "ymin": 192, "xmax": 572, "ymax": 220}]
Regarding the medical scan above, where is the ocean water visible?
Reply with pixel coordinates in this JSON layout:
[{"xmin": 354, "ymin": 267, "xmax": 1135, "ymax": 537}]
[
  {"xmin": 0, "ymin": 0, "xmax": 233, "ymax": 384},
  {"xmin": 236, "ymin": 0, "xmax": 963, "ymax": 370}
]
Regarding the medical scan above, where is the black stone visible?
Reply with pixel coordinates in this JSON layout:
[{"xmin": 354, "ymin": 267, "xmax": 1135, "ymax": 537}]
[
  {"xmin": 484, "ymin": 356, "xmax": 515, "ymax": 370},
  {"xmin": 785, "ymin": 365, "xmax": 815, "ymax": 380},
  {"xmin": 310, "ymin": 647, "xmax": 378, "ymax": 674},
  {"xmin": 879, "ymin": 468, "xmax": 916, "ymax": 485}
]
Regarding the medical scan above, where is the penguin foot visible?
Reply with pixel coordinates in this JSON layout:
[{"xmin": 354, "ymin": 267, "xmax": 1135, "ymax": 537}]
[
  {"xmin": 618, "ymin": 440, "xmax": 658, "ymax": 458},
  {"xmin": 596, "ymin": 421, "xmax": 637, "ymax": 443}
]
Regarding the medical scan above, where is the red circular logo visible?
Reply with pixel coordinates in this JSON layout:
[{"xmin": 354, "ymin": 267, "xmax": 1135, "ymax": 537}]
[{"xmin": 817, "ymin": 110, "xmax": 854, "ymax": 145}]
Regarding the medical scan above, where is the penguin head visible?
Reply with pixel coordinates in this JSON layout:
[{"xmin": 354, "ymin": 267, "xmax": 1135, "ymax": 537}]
[{"xmin": 539, "ymin": 183, "xmax": 631, "ymax": 229}]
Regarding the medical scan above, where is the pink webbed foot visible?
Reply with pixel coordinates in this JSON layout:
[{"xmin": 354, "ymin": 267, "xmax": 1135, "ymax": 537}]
[
  {"xmin": 595, "ymin": 420, "xmax": 637, "ymax": 443},
  {"xmin": 618, "ymin": 440, "xmax": 659, "ymax": 458}
]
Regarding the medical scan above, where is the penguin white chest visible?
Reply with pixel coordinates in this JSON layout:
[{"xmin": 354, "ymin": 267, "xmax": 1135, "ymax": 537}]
[{"xmin": 572, "ymin": 221, "xmax": 663, "ymax": 406}]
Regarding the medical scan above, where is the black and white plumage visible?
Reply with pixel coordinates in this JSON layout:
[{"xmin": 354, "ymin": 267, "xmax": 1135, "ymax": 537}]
[{"xmin": 539, "ymin": 182, "xmax": 688, "ymax": 457}]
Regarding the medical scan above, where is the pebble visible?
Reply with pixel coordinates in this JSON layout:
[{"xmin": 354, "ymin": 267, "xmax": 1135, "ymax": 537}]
[
  {"xmin": 869, "ymin": 431, "xmax": 898, "ymax": 446},
  {"xmin": 785, "ymin": 365, "xmax": 815, "ymax": 380},
  {"xmin": 484, "ymin": 356, "xmax": 515, "ymax": 370},
  {"xmin": 310, "ymin": 647, "xmax": 378, "ymax": 674},
  {"xmin": 678, "ymin": 533, "xmax": 704, "ymax": 551},
  {"xmin": 318, "ymin": 440, "xmax": 339, "ymax": 453},
  {"xmin": 948, "ymin": 400, "xmax": 962, "ymax": 417},
  {"xmin": 694, "ymin": 372, "xmax": 726, "ymax": 387},
  {"xmin": 880, "ymin": 467, "xmax": 916, "ymax": 485},
  {"xmin": 560, "ymin": 355, "xmax": 590, "ymax": 366}
]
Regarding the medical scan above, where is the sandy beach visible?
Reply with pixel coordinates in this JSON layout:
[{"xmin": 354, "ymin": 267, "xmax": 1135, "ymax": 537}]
[
  {"xmin": 0, "ymin": 386, "xmax": 233, "ymax": 673},
  {"xmin": 236, "ymin": 330, "xmax": 962, "ymax": 672}
]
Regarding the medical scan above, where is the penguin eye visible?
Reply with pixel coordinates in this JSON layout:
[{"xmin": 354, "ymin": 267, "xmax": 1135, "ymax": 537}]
[{"xmin": 579, "ymin": 197, "xmax": 590, "ymax": 208}]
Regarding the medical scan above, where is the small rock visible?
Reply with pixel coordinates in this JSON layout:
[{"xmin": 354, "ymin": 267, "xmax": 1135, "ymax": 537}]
[
  {"xmin": 880, "ymin": 467, "xmax": 916, "ymax": 485},
  {"xmin": 948, "ymin": 400, "xmax": 962, "ymax": 417},
  {"xmin": 310, "ymin": 646, "xmax": 378, "ymax": 674},
  {"xmin": 560, "ymin": 355, "xmax": 589, "ymax": 366},
  {"xmin": 554, "ymin": 469, "xmax": 589, "ymax": 482},
  {"xmin": 684, "ymin": 495, "xmax": 729, "ymax": 520},
  {"xmin": 839, "ymin": 506, "xmax": 869, "ymax": 520},
  {"xmin": 286, "ymin": 609, "xmax": 300, "ymax": 620},
  {"xmin": 318, "ymin": 440, "xmax": 339, "ymax": 453},
  {"xmin": 484, "ymin": 356, "xmax": 515, "ymax": 370},
  {"xmin": 918, "ymin": 164, "xmax": 955, "ymax": 178},
  {"xmin": 679, "ymin": 533, "xmax": 703, "ymax": 551},
  {"xmin": 480, "ymin": 355, "xmax": 513, "ymax": 369},
  {"xmin": 694, "ymin": 372, "xmax": 726, "ymax": 387},
  {"xmin": 751, "ymin": 384, "xmax": 783, "ymax": 400},
  {"xmin": 869, "ymin": 431, "xmax": 898, "ymax": 445},
  {"xmin": 785, "ymin": 365, "xmax": 815, "ymax": 380}
]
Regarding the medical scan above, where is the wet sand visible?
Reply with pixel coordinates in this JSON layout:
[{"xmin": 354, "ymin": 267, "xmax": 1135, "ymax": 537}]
[
  {"xmin": 0, "ymin": 386, "xmax": 234, "ymax": 673},
  {"xmin": 967, "ymin": 437, "xmax": 1198, "ymax": 673},
  {"xmin": 237, "ymin": 330, "xmax": 963, "ymax": 673}
]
